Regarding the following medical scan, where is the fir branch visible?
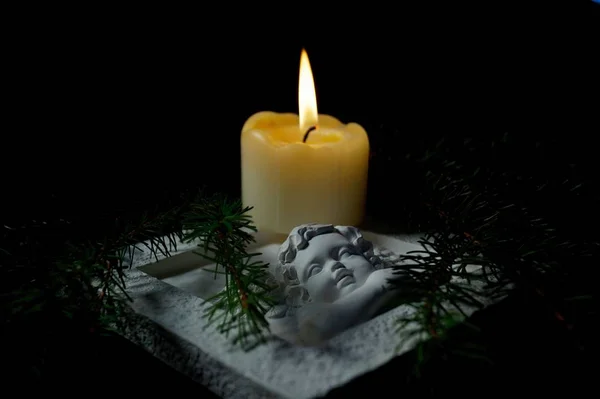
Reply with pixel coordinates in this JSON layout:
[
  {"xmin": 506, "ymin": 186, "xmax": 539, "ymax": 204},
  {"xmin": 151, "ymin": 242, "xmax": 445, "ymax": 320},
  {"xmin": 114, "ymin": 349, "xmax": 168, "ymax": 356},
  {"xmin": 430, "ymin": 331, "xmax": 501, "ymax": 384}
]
[
  {"xmin": 392, "ymin": 133, "xmax": 596, "ymax": 370},
  {"xmin": 2, "ymin": 196, "xmax": 192, "ymax": 336},
  {"xmin": 182, "ymin": 194, "xmax": 275, "ymax": 350}
]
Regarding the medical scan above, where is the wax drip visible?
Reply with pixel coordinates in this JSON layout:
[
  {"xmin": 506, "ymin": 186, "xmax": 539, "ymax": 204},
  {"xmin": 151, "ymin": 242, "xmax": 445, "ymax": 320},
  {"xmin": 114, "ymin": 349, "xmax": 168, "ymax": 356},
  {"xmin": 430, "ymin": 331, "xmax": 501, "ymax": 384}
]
[{"xmin": 302, "ymin": 126, "xmax": 317, "ymax": 143}]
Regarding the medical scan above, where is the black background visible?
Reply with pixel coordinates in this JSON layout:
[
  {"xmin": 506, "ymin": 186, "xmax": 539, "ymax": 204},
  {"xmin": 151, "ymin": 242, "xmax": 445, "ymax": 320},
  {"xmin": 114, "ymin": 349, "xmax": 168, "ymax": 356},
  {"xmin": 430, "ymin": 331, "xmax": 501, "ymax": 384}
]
[
  {"xmin": 5, "ymin": 3, "xmax": 597, "ymax": 222},
  {"xmin": 2, "ymin": 2, "xmax": 599, "ymax": 397}
]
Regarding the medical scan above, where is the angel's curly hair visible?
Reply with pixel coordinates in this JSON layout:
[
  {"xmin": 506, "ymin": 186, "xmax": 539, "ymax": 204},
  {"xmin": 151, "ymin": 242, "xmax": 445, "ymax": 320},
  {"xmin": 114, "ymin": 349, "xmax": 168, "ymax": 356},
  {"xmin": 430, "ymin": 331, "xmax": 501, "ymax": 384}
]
[{"xmin": 266, "ymin": 223, "xmax": 383, "ymax": 319}]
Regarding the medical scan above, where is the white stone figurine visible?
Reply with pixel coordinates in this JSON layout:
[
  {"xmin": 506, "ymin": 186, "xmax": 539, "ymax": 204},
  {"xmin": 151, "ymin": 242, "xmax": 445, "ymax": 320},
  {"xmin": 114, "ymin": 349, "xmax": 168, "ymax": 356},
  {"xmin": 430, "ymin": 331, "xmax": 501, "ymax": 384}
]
[{"xmin": 265, "ymin": 223, "xmax": 402, "ymax": 345}]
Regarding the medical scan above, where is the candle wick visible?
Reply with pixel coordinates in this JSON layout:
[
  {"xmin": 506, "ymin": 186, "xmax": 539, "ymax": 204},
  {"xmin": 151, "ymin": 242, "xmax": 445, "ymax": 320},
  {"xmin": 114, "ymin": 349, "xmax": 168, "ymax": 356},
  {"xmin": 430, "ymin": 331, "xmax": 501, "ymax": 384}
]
[{"xmin": 302, "ymin": 126, "xmax": 317, "ymax": 143}]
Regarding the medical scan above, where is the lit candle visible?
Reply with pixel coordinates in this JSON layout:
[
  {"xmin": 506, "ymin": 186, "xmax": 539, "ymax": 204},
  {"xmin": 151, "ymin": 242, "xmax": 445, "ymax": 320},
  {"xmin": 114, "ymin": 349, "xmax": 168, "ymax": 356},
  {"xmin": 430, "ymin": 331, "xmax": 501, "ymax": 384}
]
[{"xmin": 241, "ymin": 49, "xmax": 369, "ymax": 234}]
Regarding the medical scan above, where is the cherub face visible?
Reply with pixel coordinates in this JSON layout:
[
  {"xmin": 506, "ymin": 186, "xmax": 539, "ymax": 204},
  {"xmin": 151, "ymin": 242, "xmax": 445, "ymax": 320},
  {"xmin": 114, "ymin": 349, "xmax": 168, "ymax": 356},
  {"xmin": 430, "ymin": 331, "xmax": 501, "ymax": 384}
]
[{"xmin": 290, "ymin": 232, "xmax": 375, "ymax": 303}]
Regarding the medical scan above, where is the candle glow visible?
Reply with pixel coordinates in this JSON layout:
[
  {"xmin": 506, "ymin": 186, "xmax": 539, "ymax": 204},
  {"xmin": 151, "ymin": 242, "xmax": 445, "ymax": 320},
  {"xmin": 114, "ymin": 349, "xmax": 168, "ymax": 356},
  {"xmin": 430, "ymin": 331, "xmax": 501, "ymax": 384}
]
[{"xmin": 298, "ymin": 48, "xmax": 319, "ymax": 133}]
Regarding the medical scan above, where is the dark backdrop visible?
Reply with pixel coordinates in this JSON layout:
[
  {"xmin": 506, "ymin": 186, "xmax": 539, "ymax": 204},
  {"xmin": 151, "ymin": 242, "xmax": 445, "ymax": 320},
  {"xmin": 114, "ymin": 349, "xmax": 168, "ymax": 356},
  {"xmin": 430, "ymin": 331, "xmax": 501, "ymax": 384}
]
[
  {"xmin": 2, "ymin": 2, "xmax": 599, "ymax": 396},
  {"xmin": 5, "ymin": 3, "xmax": 597, "ymax": 228}
]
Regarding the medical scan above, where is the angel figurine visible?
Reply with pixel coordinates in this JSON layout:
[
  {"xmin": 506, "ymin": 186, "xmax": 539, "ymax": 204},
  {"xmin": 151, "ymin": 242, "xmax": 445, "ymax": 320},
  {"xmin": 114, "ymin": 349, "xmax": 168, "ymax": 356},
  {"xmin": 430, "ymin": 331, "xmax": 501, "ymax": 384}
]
[{"xmin": 266, "ymin": 223, "xmax": 404, "ymax": 345}]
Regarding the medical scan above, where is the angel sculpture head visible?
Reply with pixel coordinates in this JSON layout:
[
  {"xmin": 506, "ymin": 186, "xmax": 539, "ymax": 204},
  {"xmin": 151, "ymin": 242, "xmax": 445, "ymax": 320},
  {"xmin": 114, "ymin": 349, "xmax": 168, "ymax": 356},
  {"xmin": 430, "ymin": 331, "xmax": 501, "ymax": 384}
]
[
  {"xmin": 275, "ymin": 223, "xmax": 384, "ymax": 305},
  {"xmin": 267, "ymin": 223, "xmax": 398, "ymax": 345}
]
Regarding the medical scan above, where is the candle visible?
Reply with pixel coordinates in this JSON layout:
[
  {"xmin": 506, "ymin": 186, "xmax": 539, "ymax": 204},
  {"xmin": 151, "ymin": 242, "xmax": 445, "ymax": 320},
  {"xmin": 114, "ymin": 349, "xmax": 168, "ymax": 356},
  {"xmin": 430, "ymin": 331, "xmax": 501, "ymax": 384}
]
[{"xmin": 241, "ymin": 49, "xmax": 370, "ymax": 234}]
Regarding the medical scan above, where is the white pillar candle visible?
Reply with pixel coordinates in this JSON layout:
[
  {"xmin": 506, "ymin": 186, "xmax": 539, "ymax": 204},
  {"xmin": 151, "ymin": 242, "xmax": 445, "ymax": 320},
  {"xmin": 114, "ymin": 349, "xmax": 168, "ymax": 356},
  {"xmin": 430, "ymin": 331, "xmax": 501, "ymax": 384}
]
[{"xmin": 241, "ymin": 49, "xmax": 370, "ymax": 234}]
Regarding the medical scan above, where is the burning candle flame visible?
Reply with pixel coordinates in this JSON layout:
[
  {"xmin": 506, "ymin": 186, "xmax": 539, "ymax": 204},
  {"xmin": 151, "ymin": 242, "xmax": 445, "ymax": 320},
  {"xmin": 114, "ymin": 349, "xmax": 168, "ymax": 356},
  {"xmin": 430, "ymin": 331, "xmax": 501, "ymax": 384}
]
[{"xmin": 298, "ymin": 48, "xmax": 318, "ymax": 132}]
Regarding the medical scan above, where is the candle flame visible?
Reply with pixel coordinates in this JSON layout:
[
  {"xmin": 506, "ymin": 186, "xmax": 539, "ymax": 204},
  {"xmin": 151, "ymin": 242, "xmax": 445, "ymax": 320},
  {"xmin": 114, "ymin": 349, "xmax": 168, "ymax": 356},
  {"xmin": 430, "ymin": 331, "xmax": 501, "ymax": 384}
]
[{"xmin": 298, "ymin": 48, "xmax": 318, "ymax": 132}]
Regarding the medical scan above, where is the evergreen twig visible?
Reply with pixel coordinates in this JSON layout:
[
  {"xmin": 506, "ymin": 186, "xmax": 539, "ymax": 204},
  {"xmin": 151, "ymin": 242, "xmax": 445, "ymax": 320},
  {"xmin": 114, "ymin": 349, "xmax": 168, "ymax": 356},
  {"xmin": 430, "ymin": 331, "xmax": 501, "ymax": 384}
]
[
  {"xmin": 2, "ymin": 196, "xmax": 192, "ymax": 336},
  {"xmin": 391, "ymin": 133, "xmax": 596, "ymax": 371},
  {"xmin": 181, "ymin": 194, "xmax": 275, "ymax": 350}
]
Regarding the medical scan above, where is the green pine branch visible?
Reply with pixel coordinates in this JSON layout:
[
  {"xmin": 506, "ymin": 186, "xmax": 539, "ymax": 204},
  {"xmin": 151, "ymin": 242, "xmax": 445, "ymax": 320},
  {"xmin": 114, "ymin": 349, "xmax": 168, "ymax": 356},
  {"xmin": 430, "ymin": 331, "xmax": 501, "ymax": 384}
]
[
  {"xmin": 2, "ymin": 200, "xmax": 190, "ymax": 333},
  {"xmin": 2, "ymin": 190, "xmax": 277, "ymax": 360},
  {"xmin": 391, "ymin": 133, "xmax": 596, "ymax": 372},
  {"xmin": 181, "ymin": 194, "xmax": 275, "ymax": 350}
]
